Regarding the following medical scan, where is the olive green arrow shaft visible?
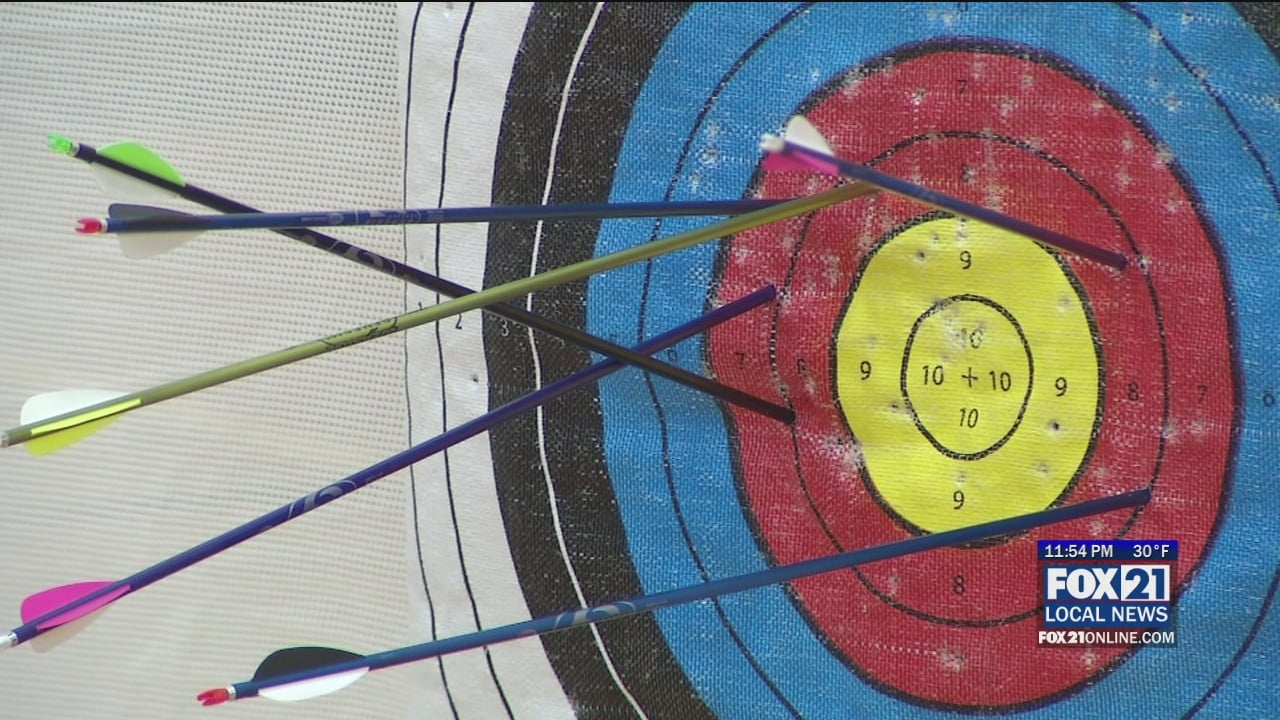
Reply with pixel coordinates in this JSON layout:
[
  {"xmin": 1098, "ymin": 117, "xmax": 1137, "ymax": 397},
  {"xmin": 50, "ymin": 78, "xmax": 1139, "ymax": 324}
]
[{"xmin": 1, "ymin": 182, "xmax": 867, "ymax": 448}]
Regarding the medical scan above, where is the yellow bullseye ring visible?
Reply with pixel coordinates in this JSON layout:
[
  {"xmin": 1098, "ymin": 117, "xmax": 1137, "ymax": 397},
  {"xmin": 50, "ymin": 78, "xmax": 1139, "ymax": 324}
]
[{"xmin": 834, "ymin": 217, "xmax": 1099, "ymax": 532}]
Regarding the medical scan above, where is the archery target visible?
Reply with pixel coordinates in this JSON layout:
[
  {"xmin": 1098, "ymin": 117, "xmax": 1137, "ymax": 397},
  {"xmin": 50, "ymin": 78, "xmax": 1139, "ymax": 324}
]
[
  {"xmin": 408, "ymin": 3, "xmax": 1280, "ymax": 719},
  {"xmin": 710, "ymin": 48, "xmax": 1229, "ymax": 708}
]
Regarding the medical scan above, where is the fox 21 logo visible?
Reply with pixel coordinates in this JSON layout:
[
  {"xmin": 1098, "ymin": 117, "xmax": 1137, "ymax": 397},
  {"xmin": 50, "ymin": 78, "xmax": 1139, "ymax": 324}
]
[{"xmin": 1045, "ymin": 565, "xmax": 1171, "ymax": 602}]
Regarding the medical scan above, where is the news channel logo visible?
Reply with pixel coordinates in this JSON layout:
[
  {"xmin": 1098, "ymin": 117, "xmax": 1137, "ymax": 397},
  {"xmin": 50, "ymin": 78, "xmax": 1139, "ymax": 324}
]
[{"xmin": 1038, "ymin": 540, "xmax": 1178, "ymax": 647}]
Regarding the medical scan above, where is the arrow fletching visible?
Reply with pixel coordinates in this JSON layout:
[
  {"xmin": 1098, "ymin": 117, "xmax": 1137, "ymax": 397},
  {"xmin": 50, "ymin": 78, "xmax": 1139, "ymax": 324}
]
[
  {"xmin": 199, "ymin": 647, "xmax": 369, "ymax": 705},
  {"xmin": 256, "ymin": 647, "xmax": 369, "ymax": 702},
  {"xmin": 255, "ymin": 667, "xmax": 368, "ymax": 702},
  {"xmin": 19, "ymin": 581, "xmax": 124, "ymax": 628},
  {"xmin": 255, "ymin": 646, "xmax": 365, "ymax": 680},
  {"xmin": 19, "ymin": 389, "xmax": 133, "ymax": 456},
  {"xmin": 100, "ymin": 204, "xmax": 198, "ymax": 258},
  {"xmin": 761, "ymin": 116, "xmax": 834, "ymax": 172},
  {"xmin": 89, "ymin": 141, "xmax": 185, "ymax": 202}
]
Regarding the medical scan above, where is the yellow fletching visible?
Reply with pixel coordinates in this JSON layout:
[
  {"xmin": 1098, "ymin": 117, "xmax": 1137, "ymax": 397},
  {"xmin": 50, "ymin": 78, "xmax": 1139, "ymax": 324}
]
[
  {"xmin": 26, "ymin": 416, "xmax": 125, "ymax": 456},
  {"xmin": 25, "ymin": 398, "xmax": 139, "ymax": 455}
]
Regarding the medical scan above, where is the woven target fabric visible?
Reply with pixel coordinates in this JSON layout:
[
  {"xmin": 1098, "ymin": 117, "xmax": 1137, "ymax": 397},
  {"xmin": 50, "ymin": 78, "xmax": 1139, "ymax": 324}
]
[{"xmin": 0, "ymin": 3, "xmax": 416, "ymax": 719}]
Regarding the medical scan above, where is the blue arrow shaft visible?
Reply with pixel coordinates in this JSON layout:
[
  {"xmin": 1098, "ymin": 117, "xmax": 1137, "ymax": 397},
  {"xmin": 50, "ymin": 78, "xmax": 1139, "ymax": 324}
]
[
  {"xmin": 103, "ymin": 199, "xmax": 785, "ymax": 233},
  {"xmin": 775, "ymin": 140, "xmax": 1128, "ymax": 270},
  {"xmin": 10, "ymin": 286, "xmax": 775, "ymax": 645},
  {"xmin": 233, "ymin": 488, "xmax": 1149, "ymax": 699}
]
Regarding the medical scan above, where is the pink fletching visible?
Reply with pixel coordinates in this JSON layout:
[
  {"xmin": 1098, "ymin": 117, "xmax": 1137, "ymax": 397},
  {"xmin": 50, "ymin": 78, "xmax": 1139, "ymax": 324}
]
[
  {"xmin": 21, "ymin": 581, "xmax": 129, "ymax": 629},
  {"xmin": 761, "ymin": 154, "xmax": 816, "ymax": 172},
  {"xmin": 775, "ymin": 147, "xmax": 842, "ymax": 176}
]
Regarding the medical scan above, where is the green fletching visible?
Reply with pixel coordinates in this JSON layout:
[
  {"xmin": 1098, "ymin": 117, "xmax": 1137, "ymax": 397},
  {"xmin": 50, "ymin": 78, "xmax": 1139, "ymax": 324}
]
[
  {"xmin": 46, "ymin": 134, "xmax": 75, "ymax": 156},
  {"xmin": 98, "ymin": 142, "xmax": 185, "ymax": 187}
]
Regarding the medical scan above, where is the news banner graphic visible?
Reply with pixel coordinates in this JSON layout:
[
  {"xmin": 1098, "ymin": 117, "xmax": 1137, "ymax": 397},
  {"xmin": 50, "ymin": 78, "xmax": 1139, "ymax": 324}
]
[{"xmin": 1038, "ymin": 540, "xmax": 1178, "ymax": 647}]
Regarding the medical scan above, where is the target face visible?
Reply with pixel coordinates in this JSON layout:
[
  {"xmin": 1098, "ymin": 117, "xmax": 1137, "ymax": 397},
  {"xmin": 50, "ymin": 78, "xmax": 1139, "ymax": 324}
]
[
  {"xmin": 408, "ymin": 3, "xmax": 1280, "ymax": 718},
  {"xmin": 709, "ymin": 50, "xmax": 1229, "ymax": 708}
]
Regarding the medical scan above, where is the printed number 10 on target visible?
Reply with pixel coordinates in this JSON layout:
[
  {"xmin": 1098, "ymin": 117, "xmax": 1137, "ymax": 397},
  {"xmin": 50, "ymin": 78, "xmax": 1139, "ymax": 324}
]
[{"xmin": 1037, "ymin": 540, "xmax": 1179, "ymax": 647}]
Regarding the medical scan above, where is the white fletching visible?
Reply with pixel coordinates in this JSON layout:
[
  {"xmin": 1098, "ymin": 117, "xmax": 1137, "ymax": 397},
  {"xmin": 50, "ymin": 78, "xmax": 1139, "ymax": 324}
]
[
  {"xmin": 21, "ymin": 389, "xmax": 127, "ymax": 425},
  {"xmin": 782, "ymin": 115, "xmax": 835, "ymax": 155},
  {"xmin": 260, "ymin": 667, "xmax": 369, "ymax": 702},
  {"xmin": 104, "ymin": 204, "xmax": 197, "ymax": 259},
  {"xmin": 117, "ymin": 232, "xmax": 195, "ymax": 259}
]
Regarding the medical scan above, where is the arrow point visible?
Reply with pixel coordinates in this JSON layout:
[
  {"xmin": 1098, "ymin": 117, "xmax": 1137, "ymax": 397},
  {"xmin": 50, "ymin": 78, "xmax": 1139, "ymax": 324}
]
[{"xmin": 1, "ymin": 632, "xmax": 16, "ymax": 651}]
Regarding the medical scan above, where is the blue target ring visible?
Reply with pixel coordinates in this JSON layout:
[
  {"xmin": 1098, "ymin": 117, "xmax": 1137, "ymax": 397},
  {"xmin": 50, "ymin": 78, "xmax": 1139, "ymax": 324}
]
[{"xmin": 585, "ymin": 3, "xmax": 1280, "ymax": 717}]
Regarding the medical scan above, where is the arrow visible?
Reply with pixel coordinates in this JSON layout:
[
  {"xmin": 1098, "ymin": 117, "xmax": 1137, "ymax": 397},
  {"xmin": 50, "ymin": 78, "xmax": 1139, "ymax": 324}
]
[
  {"xmin": 760, "ymin": 117, "xmax": 1129, "ymax": 270},
  {"xmin": 0, "ymin": 286, "xmax": 777, "ymax": 651},
  {"xmin": 75, "ymin": 198, "xmax": 794, "ymax": 236},
  {"xmin": 6, "ymin": 179, "xmax": 870, "ymax": 453},
  {"xmin": 197, "ymin": 488, "xmax": 1152, "ymax": 704}
]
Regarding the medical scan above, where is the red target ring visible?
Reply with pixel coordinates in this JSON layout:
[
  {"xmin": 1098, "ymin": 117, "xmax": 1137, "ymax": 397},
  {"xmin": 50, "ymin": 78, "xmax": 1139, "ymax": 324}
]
[{"xmin": 708, "ymin": 49, "xmax": 1232, "ymax": 708}]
